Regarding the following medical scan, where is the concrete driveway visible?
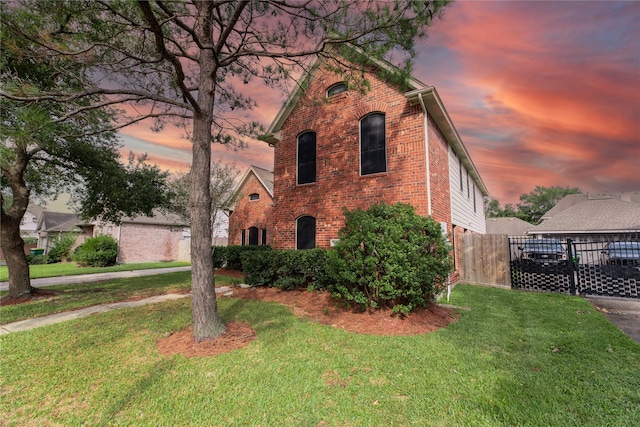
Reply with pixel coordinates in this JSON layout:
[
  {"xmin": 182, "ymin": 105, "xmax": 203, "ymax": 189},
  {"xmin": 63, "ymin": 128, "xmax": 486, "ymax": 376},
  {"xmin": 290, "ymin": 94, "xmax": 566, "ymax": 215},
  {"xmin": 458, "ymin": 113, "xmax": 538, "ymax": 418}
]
[{"xmin": 587, "ymin": 296, "xmax": 640, "ymax": 344}]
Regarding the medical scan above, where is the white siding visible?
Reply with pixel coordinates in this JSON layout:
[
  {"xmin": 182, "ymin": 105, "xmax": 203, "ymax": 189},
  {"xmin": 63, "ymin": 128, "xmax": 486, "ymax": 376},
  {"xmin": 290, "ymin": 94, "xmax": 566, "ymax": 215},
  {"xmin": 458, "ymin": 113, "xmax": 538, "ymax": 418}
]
[{"xmin": 449, "ymin": 147, "xmax": 486, "ymax": 233}]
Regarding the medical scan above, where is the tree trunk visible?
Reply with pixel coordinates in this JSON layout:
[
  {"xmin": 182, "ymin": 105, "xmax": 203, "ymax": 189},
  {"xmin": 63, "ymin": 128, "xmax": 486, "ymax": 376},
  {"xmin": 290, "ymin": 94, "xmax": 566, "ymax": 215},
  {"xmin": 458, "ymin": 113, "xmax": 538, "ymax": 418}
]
[
  {"xmin": 1, "ymin": 188, "xmax": 33, "ymax": 299},
  {"xmin": 189, "ymin": 1, "xmax": 225, "ymax": 342}
]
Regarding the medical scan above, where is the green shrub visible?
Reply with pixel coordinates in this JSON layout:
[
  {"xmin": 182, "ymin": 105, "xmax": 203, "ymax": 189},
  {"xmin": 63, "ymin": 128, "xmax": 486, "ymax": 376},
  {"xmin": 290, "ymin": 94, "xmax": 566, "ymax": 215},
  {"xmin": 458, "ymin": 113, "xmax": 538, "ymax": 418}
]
[
  {"xmin": 220, "ymin": 245, "xmax": 271, "ymax": 270},
  {"xmin": 22, "ymin": 237, "xmax": 38, "ymax": 245},
  {"xmin": 327, "ymin": 202, "xmax": 452, "ymax": 314},
  {"xmin": 47, "ymin": 233, "xmax": 79, "ymax": 263},
  {"xmin": 211, "ymin": 245, "xmax": 227, "ymax": 269},
  {"xmin": 73, "ymin": 235, "xmax": 119, "ymax": 267},
  {"xmin": 242, "ymin": 248, "xmax": 330, "ymax": 290},
  {"xmin": 28, "ymin": 254, "xmax": 49, "ymax": 265}
]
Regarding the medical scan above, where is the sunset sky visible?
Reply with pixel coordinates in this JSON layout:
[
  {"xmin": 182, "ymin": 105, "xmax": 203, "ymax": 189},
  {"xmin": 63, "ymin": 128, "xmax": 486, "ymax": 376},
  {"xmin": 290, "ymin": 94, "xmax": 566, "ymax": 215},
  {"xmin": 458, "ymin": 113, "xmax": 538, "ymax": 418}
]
[{"xmin": 118, "ymin": 0, "xmax": 640, "ymax": 206}]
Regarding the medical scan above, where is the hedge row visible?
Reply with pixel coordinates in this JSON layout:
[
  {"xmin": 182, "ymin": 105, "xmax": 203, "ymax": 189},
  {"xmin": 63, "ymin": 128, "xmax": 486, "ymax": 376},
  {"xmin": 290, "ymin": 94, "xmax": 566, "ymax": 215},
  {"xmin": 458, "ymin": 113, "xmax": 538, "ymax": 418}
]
[{"xmin": 212, "ymin": 245, "xmax": 329, "ymax": 290}]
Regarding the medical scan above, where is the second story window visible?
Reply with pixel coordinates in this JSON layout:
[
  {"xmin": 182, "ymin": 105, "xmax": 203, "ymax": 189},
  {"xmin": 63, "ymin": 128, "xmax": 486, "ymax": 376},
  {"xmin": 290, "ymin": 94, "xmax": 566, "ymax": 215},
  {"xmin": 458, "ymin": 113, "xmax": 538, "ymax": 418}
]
[
  {"xmin": 360, "ymin": 113, "xmax": 386, "ymax": 175},
  {"xmin": 297, "ymin": 131, "xmax": 316, "ymax": 185},
  {"xmin": 249, "ymin": 193, "xmax": 260, "ymax": 201},
  {"xmin": 327, "ymin": 82, "xmax": 347, "ymax": 97}
]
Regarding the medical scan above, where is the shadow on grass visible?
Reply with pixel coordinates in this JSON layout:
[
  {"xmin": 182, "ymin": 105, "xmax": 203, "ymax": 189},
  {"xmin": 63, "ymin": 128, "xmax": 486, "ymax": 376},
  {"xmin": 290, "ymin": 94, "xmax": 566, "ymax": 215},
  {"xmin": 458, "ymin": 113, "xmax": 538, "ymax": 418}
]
[{"xmin": 96, "ymin": 357, "xmax": 175, "ymax": 427}]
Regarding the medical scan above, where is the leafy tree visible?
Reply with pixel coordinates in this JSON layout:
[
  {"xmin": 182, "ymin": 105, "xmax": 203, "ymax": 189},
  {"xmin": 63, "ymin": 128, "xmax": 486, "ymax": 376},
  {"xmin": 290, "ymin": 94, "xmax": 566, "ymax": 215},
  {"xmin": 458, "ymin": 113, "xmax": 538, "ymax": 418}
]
[
  {"xmin": 0, "ymin": 16, "xmax": 171, "ymax": 299},
  {"xmin": 516, "ymin": 186, "xmax": 581, "ymax": 224},
  {"xmin": 1, "ymin": 0, "xmax": 450, "ymax": 341},
  {"xmin": 328, "ymin": 203, "xmax": 452, "ymax": 314},
  {"xmin": 484, "ymin": 198, "xmax": 517, "ymax": 218}
]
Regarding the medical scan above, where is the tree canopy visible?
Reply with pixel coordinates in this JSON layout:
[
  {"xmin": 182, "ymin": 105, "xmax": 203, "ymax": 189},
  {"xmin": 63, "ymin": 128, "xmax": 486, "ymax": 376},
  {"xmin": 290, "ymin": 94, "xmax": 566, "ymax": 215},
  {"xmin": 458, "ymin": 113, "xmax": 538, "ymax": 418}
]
[
  {"xmin": 485, "ymin": 186, "xmax": 582, "ymax": 224},
  {"xmin": 1, "ymin": 5, "xmax": 172, "ymax": 298}
]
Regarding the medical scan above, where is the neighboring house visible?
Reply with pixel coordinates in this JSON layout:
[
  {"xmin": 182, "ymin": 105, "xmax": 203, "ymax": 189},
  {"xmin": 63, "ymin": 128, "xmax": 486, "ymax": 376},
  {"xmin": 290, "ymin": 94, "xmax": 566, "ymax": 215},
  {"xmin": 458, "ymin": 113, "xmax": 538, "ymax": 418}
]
[
  {"xmin": 528, "ymin": 192, "xmax": 640, "ymax": 241},
  {"xmin": 227, "ymin": 165, "xmax": 274, "ymax": 246},
  {"xmin": 19, "ymin": 203, "xmax": 44, "ymax": 238},
  {"xmin": 486, "ymin": 217, "xmax": 533, "ymax": 236},
  {"xmin": 94, "ymin": 211, "xmax": 190, "ymax": 263},
  {"xmin": 37, "ymin": 211, "xmax": 93, "ymax": 253},
  {"xmin": 261, "ymin": 53, "xmax": 488, "ymax": 282}
]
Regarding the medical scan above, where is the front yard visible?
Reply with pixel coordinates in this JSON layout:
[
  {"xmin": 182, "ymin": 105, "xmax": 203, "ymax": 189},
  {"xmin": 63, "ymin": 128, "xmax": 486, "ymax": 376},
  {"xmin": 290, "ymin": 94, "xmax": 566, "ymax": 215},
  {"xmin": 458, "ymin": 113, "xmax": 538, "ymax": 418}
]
[{"xmin": 1, "ymin": 283, "xmax": 638, "ymax": 426}]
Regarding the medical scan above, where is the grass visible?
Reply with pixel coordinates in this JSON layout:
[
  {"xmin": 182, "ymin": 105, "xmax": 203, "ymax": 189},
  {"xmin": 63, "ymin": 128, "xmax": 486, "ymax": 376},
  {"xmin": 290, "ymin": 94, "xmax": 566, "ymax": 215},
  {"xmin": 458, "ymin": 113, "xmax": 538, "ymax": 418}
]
[
  {"xmin": 0, "ymin": 260, "xmax": 190, "ymax": 281},
  {"xmin": 0, "ymin": 271, "xmax": 241, "ymax": 324},
  {"xmin": 1, "ymin": 284, "xmax": 638, "ymax": 426}
]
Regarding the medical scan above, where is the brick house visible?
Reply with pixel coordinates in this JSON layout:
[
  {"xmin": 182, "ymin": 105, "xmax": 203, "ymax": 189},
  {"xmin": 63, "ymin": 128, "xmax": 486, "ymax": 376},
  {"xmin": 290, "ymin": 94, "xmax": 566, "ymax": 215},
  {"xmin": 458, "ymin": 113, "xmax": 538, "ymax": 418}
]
[
  {"xmin": 93, "ymin": 211, "xmax": 190, "ymax": 263},
  {"xmin": 227, "ymin": 165, "xmax": 274, "ymax": 246},
  {"xmin": 261, "ymin": 54, "xmax": 488, "ymax": 282}
]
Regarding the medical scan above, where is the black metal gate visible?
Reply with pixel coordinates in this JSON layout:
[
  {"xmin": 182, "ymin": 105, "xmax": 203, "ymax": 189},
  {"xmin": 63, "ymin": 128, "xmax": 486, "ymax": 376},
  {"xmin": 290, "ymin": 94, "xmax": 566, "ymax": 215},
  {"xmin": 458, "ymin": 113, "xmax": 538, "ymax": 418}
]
[{"xmin": 509, "ymin": 236, "xmax": 639, "ymax": 299}]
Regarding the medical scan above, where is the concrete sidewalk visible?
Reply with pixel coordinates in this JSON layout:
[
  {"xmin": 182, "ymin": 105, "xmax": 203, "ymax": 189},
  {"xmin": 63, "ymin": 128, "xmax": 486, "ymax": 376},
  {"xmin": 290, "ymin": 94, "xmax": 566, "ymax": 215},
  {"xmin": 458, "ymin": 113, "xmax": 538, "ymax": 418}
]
[
  {"xmin": 0, "ymin": 266, "xmax": 192, "ymax": 291},
  {"xmin": 0, "ymin": 285, "xmax": 234, "ymax": 335}
]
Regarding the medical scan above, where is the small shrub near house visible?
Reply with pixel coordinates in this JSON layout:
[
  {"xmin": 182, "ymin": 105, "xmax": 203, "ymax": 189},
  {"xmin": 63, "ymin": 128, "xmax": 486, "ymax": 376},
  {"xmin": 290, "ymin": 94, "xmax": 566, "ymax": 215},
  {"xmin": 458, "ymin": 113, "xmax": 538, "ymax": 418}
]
[
  {"xmin": 73, "ymin": 235, "xmax": 119, "ymax": 267},
  {"xmin": 22, "ymin": 237, "xmax": 38, "ymax": 245},
  {"xmin": 212, "ymin": 245, "xmax": 272, "ymax": 270},
  {"xmin": 327, "ymin": 202, "xmax": 452, "ymax": 314},
  {"xmin": 47, "ymin": 233, "xmax": 79, "ymax": 263},
  {"xmin": 242, "ymin": 248, "xmax": 329, "ymax": 290}
]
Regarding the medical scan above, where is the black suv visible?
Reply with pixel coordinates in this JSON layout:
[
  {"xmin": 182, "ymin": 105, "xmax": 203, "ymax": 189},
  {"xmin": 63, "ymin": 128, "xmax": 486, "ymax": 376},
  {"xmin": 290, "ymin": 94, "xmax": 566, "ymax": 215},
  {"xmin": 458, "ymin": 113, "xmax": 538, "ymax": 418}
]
[
  {"xmin": 519, "ymin": 238, "xmax": 568, "ymax": 271},
  {"xmin": 601, "ymin": 242, "xmax": 640, "ymax": 266}
]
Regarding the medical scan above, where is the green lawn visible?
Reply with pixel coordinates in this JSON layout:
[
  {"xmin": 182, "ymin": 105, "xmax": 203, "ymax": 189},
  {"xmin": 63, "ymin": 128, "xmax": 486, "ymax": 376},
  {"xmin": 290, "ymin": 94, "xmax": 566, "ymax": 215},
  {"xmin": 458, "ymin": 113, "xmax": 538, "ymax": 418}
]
[
  {"xmin": 1, "ymin": 284, "xmax": 638, "ymax": 426},
  {"xmin": 0, "ymin": 260, "xmax": 190, "ymax": 281},
  {"xmin": 0, "ymin": 271, "xmax": 242, "ymax": 324}
]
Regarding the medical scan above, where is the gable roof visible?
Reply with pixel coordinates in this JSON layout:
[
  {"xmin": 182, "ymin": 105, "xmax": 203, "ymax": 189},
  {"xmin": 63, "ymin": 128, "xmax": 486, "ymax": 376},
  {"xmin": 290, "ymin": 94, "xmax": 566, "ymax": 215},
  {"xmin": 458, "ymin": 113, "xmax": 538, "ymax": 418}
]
[
  {"xmin": 261, "ymin": 50, "xmax": 488, "ymax": 197},
  {"xmin": 26, "ymin": 202, "xmax": 44, "ymax": 219},
  {"xmin": 233, "ymin": 165, "xmax": 274, "ymax": 200},
  {"xmin": 38, "ymin": 211, "xmax": 84, "ymax": 233},
  {"xmin": 529, "ymin": 193, "xmax": 640, "ymax": 235},
  {"xmin": 486, "ymin": 217, "xmax": 533, "ymax": 236}
]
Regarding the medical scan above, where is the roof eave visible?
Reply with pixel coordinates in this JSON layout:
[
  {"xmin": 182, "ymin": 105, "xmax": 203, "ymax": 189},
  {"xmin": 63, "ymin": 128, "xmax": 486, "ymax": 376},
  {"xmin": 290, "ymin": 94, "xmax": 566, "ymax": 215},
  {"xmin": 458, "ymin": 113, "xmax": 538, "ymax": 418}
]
[{"xmin": 406, "ymin": 87, "xmax": 489, "ymax": 197}]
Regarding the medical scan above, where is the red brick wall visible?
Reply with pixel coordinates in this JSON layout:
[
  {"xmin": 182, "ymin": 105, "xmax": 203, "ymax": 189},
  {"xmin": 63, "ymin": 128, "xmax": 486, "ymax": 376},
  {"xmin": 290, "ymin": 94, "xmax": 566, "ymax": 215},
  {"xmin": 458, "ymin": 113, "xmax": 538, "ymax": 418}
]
[
  {"xmin": 272, "ymin": 62, "xmax": 453, "ymax": 249},
  {"xmin": 228, "ymin": 173, "xmax": 273, "ymax": 246}
]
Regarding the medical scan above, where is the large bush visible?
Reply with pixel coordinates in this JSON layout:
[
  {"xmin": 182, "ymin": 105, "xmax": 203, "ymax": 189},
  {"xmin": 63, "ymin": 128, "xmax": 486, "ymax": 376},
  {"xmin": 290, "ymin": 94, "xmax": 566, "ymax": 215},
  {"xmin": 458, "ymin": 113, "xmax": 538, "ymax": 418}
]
[
  {"xmin": 73, "ymin": 235, "xmax": 119, "ymax": 267},
  {"xmin": 327, "ymin": 202, "xmax": 452, "ymax": 314}
]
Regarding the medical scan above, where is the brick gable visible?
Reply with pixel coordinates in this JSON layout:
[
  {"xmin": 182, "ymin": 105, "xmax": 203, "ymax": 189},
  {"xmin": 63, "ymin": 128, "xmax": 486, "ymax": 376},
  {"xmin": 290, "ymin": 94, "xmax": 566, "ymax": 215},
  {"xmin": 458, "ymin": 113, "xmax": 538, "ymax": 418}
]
[{"xmin": 228, "ymin": 170, "xmax": 274, "ymax": 246}]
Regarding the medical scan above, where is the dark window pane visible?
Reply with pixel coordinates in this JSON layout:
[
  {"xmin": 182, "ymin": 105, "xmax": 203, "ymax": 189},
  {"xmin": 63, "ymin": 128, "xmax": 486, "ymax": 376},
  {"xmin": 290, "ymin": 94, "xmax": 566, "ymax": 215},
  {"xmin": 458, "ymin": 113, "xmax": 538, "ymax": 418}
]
[
  {"xmin": 249, "ymin": 193, "xmax": 259, "ymax": 201},
  {"xmin": 261, "ymin": 229, "xmax": 267, "ymax": 245},
  {"xmin": 241, "ymin": 229, "xmax": 246, "ymax": 246},
  {"xmin": 296, "ymin": 216, "xmax": 316, "ymax": 250},
  {"xmin": 361, "ymin": 114, "xmax": 386, "ymax": 175},
  {"xmin": 248, "ymin": 227, "xmax": 259, "ymax": 245},
  {"xmin": 297, "ymin": 132, "xmax": 316, "ymax": 184},
  {"xmin": 327, "ymin": 82, "xmax": 347, "ymax": 97}
]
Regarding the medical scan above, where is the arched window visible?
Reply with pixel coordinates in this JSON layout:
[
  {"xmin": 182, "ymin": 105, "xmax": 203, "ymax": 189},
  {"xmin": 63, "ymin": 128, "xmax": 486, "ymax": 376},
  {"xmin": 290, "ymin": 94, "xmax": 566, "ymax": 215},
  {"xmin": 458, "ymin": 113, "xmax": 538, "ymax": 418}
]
[
  {"xmin": 360, "ymin": 113, "xmax": 386, "ymax": 175},
  {"xmin": 248, "ymin": 227, "xmax": 259, "ymax": 245},
  {"xmin": 297, "ymin": 131, "xmax": 316, "ymax": 184},
  {"xmin": 327, "ymin": 82, "xmax": 347, "ymax": 97},
  {"xmin": 296, "ymin": 216, "xmax": 316, "ymax": 250},
  {"xmin": 249, "ymin": 193, "xmax": 260, "ymax": 201}
]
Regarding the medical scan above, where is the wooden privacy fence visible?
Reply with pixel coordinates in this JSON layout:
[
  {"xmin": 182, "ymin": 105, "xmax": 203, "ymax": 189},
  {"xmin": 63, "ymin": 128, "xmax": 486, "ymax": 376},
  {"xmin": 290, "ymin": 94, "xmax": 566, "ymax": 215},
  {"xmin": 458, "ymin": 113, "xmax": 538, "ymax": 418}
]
[{"xmin": 458, "ymin": 234, "xmax": 511, "ymax": 288}]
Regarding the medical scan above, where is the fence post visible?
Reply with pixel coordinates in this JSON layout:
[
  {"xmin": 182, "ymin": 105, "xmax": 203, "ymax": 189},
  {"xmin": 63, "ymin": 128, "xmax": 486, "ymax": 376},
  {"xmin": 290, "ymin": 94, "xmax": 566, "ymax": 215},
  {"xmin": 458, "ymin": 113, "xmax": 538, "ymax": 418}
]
[{"xmin": 566, "ymin": 238, "xmax": 576, "ymax": 295}]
